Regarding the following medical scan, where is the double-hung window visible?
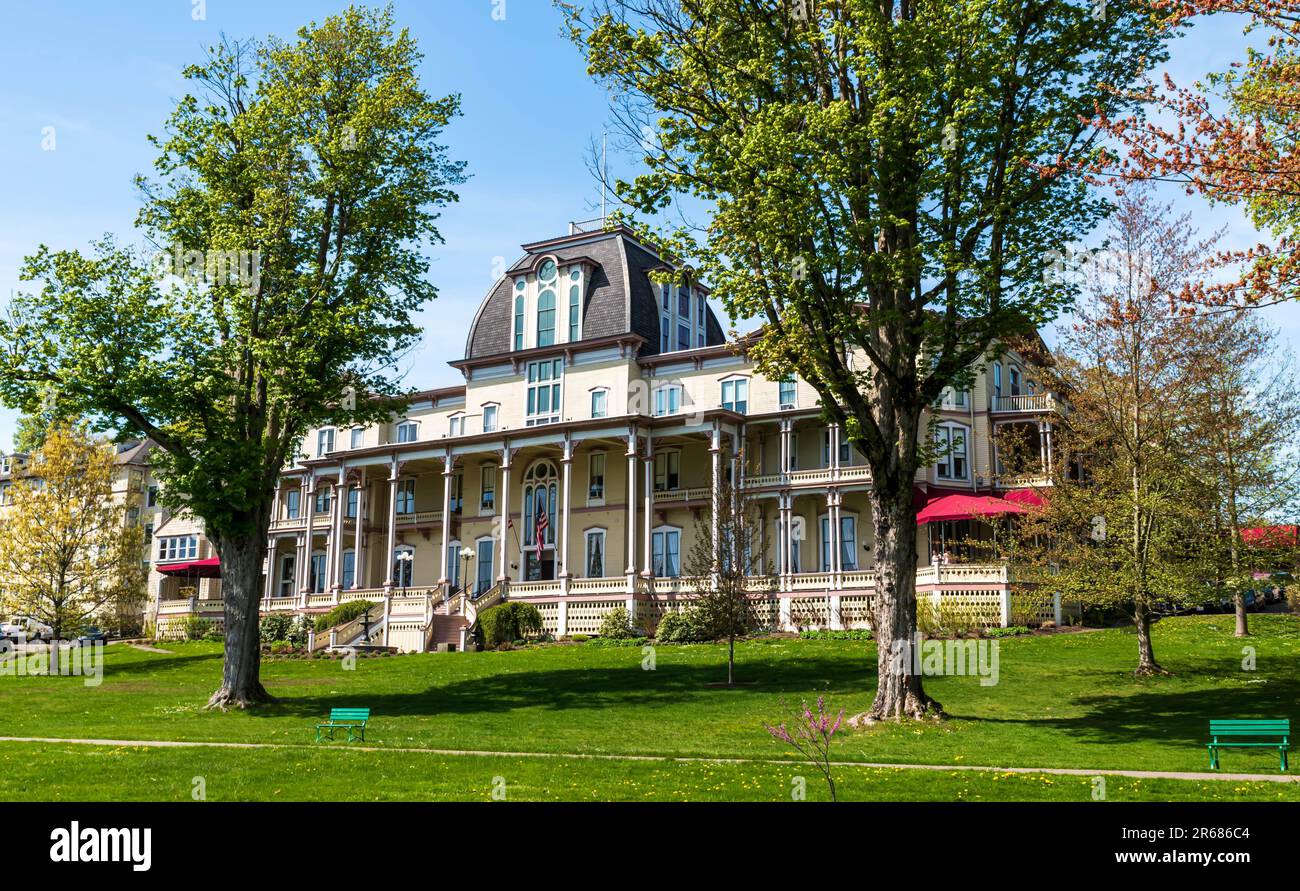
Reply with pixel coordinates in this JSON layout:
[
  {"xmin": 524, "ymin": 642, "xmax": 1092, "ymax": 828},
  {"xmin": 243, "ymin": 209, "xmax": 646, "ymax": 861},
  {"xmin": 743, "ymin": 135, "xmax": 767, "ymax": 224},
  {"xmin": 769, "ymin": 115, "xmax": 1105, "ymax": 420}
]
[
  {"xmin": 652, "ymin": 528, "xmax": 681, "ymax": 577},
  {"xmin": 654, "ymin": 452, "xmax": 680, "ymax": 491},
  {"xmin": 585, "ymin": 529, "xmax": 606, "ymax": 578},
  {"xmin": 316, "ymin": 428, "xmax": 335, "ymax": 457},
  {"xmin": 396, "ymin": 420, "xmax": 419, "ymax": 443},
  {"xmin": 158, "ymin": 535, "xmax": 198, "ymax": 562},
  {"xmin": 588, "ymin": 453, "xmax": 606, "ymax": 503},
  {"xmin": 449, "ymin": 414, "xmax": 464, "ymax": 437},
  {"xmin": 480, "ymin": 465, "xmax": 496, "ymax": 513},
  {"xmin": 286, "ymin": 489, "xmax": 301, "ymax": 519},
  {"xmin": 721, "ymin": 378, "xmax": 748, "ymax": 414},
  {"xmin": 590, "ymin": 389, "xmax": 607, "ymax": 419},
  {"xmin": 654, "ymin": 384, "xmax": 682, "ymax": 417},
  {"xmin": 935, "ymin": 424, "xmax": 969, "ymax": 481},
  {"xmin": 395, "ymin": 479, "xmax": 416, "ymax": 515},
  {"xmin": 482, "ymin": 405, "xmax": 498, "ymax": 433},
  {"xmin": 526, "ymin": 358, "xmax": 563, "ymax": 426},
  {"xmin": 350, "ymin": 427, "xmax": 364, "ymax": 449},
  {"xmin": 779, "ymin": 377, "xmax": 797, "ymax": 410}
]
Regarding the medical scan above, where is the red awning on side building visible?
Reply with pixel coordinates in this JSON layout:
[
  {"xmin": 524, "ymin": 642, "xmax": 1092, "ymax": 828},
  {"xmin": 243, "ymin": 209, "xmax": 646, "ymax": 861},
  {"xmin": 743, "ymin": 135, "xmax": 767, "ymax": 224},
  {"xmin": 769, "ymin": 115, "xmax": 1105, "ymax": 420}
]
[
  {"xmin": 156, "ymin": 557, "xmax": 222, "ymax": 578},
  {"xmin": 916, "ymin": 493, "xmax": 1029, "ymax": 525}
]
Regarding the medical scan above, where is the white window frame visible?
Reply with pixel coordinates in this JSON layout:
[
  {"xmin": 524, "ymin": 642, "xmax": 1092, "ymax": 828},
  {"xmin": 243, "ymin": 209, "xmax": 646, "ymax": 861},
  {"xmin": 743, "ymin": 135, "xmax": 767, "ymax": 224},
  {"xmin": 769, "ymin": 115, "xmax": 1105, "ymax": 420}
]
[
  {"xmin": 350, "ymin": 427, "xmax": 364, "ymax": 450},
  {"xmin": 720, "ymin": 376, "xmax": 749, "ymax": 414},
  {"xmin": 587, "ymin": 452, "xmax": 606, "ymax": 505},
  {"xmin": 653, "ymin": 383, "xmax": 682, "ymax": 417},
  {"xmin": 654, "ymin": 450, "xmax": 681, "ymax": 492},
  {"xmin": 525, "ymin": 358, "xmax": 564, "ymax": 427},
  {"xmin": 584, "ymin": 527, "xmax": 607, "ymax": 578},
  {"xmin": 395, "ymin": 420, "xmax": 419, "ymax": 444},
  {"xmin": 482, "ymin": 404, "xmax": 499, "ymax": 433},
  {"xmin": 480, "ymin": 464, "xmax": 497, "ymax": 515},
  {"xmin": 819, "ymin": 511, "xmax": 860, "ymax": 572},
  {"xmin": 393, "ymin": 545, "xmax": 416, "ymax": 589},
  {"xmin": 651, "ymin": 525, "xmax": 682, "ymax": 578},
  {"xmin": 935, "ymin": 423, "xmax": 970, "ymax": 481},
  {"xmin": 395, "ymin": 478, "xmax": 417, "ymax": 515},
  {"xmin": 316, "ymin": 428, "xmax": 336, "ymax": 458},
  {"xmin": 590, "ymin": 388, "xmax": 608, "ymax": 419},
  {"xmin": 448, "ymin": 413, "xmax": 465, "ymax": 438}
]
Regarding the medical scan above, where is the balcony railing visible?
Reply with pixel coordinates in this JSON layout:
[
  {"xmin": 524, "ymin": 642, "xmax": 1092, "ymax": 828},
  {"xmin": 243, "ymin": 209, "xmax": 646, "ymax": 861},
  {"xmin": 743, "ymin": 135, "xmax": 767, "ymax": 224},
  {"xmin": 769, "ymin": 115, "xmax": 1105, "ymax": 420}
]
[{"xmin": 991, "ymin": 393, "xmax": 1056, "ymax": 413}]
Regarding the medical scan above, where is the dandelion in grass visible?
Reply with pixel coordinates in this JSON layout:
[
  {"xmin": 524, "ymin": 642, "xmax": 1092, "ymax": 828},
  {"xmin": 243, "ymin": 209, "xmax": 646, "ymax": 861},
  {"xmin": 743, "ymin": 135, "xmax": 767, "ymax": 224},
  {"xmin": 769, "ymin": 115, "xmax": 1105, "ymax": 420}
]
[{"xmin": 762, "ymin": 695, "xmax": 845, "ymax": 801}]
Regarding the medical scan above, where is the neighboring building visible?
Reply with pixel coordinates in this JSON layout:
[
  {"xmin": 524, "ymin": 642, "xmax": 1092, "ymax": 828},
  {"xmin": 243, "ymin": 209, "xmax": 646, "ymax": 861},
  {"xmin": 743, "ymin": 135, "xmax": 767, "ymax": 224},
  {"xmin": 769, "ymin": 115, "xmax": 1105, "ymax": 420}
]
[
  {"xmin": 0, "ymin": 438, "xmax": 165, "ymax": 632},
  {"xmin": 149, "ymin": 222, "xmax": 1065, "ymax": 646}
]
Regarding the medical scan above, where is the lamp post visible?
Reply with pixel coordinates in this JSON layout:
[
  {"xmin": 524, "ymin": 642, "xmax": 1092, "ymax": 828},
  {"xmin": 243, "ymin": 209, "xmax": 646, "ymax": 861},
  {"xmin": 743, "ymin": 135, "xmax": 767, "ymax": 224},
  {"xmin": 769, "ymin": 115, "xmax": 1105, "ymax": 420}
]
[
  {"xmin": 461, "ymin": 547, "xmax": 475, "ymax": 598},
  {"xmin": 396, "ymin": 550, "xmax": 413, "ymax": 597}
]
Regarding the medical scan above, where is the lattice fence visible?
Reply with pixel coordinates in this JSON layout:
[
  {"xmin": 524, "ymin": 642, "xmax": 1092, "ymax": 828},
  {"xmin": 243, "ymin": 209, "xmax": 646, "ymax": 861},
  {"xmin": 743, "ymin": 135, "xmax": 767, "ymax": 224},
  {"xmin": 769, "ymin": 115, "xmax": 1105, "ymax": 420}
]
[
  {"xmin": 565, "ymin": 599, "xmax": 624, "ymax": 636},
  {"xmin": 919, "ymin": 589, "xmax": 1004, "ymax": 633},
  {"xmin": 839, "ymin": 594, "xmax": 874, "ymax": 630},
  {"xmin": 533, "ymin": 600, "xmax": 560, "ymax": 635}
]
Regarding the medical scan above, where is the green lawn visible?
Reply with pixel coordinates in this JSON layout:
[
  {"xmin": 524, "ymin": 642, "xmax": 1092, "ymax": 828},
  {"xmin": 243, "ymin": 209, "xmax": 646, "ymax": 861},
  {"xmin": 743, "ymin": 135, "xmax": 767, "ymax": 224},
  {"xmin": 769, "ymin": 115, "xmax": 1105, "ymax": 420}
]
[{"xmin": 1, "ymin": 613, "xmax": 1297, "ymax": 800}]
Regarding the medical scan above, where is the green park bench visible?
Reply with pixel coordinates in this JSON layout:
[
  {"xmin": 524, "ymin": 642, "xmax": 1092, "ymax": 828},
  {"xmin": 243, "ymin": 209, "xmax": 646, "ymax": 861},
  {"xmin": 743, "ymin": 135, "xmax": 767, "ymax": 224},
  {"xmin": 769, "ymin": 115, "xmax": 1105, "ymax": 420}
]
[
  {"xmin": 1206, "ymin": 719, "xmax": 1289, "ymax": 771},
  {"xmin": 315, "ymin": 707, "xmax": 371, "ymax": 743}
]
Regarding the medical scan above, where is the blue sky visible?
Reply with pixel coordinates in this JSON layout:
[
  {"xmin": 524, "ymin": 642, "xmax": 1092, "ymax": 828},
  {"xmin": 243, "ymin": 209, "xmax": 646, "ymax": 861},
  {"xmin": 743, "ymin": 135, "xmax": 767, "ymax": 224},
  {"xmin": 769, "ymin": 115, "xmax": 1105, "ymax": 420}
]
[{"xmin": 0, "ymin": 2, "xmax": 1293, "ymax": 450}]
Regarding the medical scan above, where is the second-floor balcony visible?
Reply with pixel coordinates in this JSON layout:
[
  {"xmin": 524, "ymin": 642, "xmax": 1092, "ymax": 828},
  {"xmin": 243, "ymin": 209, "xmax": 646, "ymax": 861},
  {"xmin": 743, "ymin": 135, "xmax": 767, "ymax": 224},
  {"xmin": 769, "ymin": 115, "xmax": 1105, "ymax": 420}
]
[{"xmin": 991, "ymin": 393, "xmax": 1059, "ymax": 414}]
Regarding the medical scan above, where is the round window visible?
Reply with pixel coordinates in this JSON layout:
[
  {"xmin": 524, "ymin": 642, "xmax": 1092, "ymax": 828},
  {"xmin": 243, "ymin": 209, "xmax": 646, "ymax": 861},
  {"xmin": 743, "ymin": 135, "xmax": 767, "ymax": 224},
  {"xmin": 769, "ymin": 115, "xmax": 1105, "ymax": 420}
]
[{"xmin": 538, "ymin": 260, "xmax": 557, "ymax": 283}]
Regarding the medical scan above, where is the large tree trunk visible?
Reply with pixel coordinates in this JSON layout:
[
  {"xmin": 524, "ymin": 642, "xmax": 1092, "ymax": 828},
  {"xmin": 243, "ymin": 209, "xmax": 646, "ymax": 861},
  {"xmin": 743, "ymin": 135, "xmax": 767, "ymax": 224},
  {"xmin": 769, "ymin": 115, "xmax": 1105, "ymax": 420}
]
[
  {"xmin": 1133, "ymin": 598, "xmax": 1168, "ymax": 677},
  {"xmin": 863, "ymin": 482, "xmax": 943, "ymax": 720},
  {"xmin": 205, "ymin": 532, "xmax": 273, "ymax": 709}
]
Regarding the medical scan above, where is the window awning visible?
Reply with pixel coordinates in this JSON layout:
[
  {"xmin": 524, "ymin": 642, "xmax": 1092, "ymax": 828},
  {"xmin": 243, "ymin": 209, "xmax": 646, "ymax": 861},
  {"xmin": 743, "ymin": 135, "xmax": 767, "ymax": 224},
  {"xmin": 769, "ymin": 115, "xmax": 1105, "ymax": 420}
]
[
  {"xmin": 157, "ymin": 557, "xmax": 222, "ymax": 578},
  {"xmin": 917, "ymin": 493, "xmax": 1029, "ymax": 525},
  {"xmin": 1003, "ymin": 488, "xmax": 1048, "ymax": 508}
]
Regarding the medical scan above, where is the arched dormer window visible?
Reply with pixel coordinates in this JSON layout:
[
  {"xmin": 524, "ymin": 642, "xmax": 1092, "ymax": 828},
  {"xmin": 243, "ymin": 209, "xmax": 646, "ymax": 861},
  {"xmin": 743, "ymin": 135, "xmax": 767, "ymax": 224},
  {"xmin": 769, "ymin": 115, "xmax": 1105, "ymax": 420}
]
[
  {"xmin": 513, "ymin": 284, "xmax": 525, "ymax": 351},
  {"xmin": 537, "ymin": 289, "xmax": 556, "ymax": 347}
]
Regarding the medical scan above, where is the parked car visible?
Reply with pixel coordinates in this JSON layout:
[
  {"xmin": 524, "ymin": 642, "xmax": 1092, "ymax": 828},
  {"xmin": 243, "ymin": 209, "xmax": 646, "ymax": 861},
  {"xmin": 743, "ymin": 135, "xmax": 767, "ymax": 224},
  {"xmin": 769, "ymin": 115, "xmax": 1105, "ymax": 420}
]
[
  {"xmin": 71, "ymin": 627, "xmax": 107, "ymax": 647},
  {"xmin": 2, "ymin": 615, "xmax": 53, "ymax": 643}
]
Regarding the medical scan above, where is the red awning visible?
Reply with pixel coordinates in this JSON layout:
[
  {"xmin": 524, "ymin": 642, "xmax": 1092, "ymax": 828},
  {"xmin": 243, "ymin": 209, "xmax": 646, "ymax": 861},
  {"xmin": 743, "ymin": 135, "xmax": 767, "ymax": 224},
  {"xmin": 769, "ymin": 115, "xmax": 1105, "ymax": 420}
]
[
  {"xmin": 1241, "ymin": 525, "xmax": 1298, "ymax": 548},
  {"xmin": 917, "ymin": 493, "xmax": 1029, "ymax": 525},
  {"xmin": 157, "ymin": 557, "xmax": 222, "ymax": 578},
  {"xmin": 1004, "ymin": 488, "xmax": 1048, "ymax": 508}
]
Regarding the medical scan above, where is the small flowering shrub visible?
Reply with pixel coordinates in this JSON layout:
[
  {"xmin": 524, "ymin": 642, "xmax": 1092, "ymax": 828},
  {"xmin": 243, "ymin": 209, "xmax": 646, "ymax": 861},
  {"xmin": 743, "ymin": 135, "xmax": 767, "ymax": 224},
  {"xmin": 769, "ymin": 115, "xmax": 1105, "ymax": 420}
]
[{"xmin": 763, "ymin": 696, "xmax": 846, "ymax": 801}]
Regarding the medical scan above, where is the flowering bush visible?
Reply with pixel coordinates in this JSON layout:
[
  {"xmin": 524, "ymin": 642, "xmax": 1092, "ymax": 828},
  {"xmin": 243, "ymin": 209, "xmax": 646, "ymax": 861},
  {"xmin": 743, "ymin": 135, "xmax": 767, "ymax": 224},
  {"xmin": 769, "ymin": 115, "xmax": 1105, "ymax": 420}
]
[{"xmin": 763, "ymin": 696, "xmax": 846, "ymax": 801}]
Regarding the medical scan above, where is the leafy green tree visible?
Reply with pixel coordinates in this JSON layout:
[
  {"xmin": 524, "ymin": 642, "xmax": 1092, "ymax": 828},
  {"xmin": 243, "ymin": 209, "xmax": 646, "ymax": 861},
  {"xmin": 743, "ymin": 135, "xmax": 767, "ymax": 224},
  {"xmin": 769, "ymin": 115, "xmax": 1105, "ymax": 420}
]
[
  {"xmin": 562, "ymin": 0, "xmax": 1173, "ymax": 717},
  {"xmin": 0, "ymin": 6, "xmax": 465, "ymax": 707},
  {"xmin": 1184, "ymin": 312, "xmax": 1300, "ymax": 637},
  {"xmin": 0, "ymin": 425, "xmax": 147, "ymax": 643}
]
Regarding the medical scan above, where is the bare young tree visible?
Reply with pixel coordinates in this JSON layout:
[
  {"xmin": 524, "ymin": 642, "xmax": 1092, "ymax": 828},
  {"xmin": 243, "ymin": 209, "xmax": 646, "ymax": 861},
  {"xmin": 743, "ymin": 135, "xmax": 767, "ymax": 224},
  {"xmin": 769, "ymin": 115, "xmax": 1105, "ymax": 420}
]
[{"xmin": 683, "ymin": 478, "xmax": 772, "ymax": 685}]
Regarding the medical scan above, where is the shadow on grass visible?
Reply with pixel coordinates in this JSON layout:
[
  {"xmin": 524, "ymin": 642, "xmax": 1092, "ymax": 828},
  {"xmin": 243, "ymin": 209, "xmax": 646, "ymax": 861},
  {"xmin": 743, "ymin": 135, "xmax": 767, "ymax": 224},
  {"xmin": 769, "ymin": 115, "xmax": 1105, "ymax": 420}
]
[{"xmin": 245, "ymin": 654, "xmax": 876, "ymax": 720}]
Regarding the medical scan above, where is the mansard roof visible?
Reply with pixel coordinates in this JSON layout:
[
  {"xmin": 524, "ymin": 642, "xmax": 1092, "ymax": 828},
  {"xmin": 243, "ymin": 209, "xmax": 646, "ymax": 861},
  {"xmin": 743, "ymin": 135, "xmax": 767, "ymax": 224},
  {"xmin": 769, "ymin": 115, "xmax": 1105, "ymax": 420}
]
[{"xmin": 462, "ymin": 225, "xmax": 726, "ymax": 362}]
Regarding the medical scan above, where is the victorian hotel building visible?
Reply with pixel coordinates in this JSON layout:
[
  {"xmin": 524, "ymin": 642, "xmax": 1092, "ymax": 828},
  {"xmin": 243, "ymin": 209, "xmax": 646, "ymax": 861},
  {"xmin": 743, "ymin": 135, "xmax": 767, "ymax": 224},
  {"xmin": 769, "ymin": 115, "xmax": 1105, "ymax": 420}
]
[{"xmin": 148, "ymin": 223, "xmax": 1063, "ymax": 649}]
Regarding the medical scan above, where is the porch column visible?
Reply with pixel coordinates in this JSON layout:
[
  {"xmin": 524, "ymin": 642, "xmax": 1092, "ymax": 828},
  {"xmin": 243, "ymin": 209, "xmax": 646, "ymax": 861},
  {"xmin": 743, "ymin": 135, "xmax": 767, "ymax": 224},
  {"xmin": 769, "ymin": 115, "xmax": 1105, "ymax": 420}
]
[
  {"xmin": 329, "ymin": 468, "xmax": 347, "ymax": 598},
  {"xmin": 352, "ymin": 470, "xmax": 365, "ymax": 589},
  {"xmin": 263, "ymin": 538, "xmax": 276, "ymax": 602},
  {"xmin": 710, "ymin": 422, "xmax": 722, "ymax": 569},
  {"xmin": 498, "ymin": 445, "xmax": 512, "ymax": 583},
  {"xmin": 1044, "ymin": 421, "xmax": 1054, "ymax": 474},
  {"xmin": 300, "ymin": 475, "xmax": 317, "ymax": 599},
  {"xmin": 625, "ymin": 428, "xmax": 638, "ymax": 592},
  {"xmin": 271, "ymin": 485, "xmax": 283, "ymax": 528},
  {"xmin": 384, "ymin": 458, "xmax": 399, "ymax": 591},
  {"xmin": 830, "ymin": 424, "xmax": 841, "ymax": 479},
  {"xmin": 779, "ymin": 419, "xmax": 791, "ymax": 479},
  {"xmin": 641, "ymin": 434, "xmax": 653, "ymax": 578},
  {"xmin": 438, "ymin": 450, "xmax": 453, "ymax": 591},
  {"xmin": 560, "ymin": 438, "xmax": 574, "ymax": 593},
  {"xmin": 1038, "ymin": 420, "xmax": 1048, "ymax": 473}
]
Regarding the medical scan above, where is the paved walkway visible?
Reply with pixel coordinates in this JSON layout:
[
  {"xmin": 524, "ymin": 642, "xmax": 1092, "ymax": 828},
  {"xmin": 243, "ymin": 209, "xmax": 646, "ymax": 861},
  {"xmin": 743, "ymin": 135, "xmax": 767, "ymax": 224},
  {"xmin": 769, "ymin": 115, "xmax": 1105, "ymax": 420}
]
[{"xmin": 0, "ymin": 735, "xmax": 1294, "ymax": 784}]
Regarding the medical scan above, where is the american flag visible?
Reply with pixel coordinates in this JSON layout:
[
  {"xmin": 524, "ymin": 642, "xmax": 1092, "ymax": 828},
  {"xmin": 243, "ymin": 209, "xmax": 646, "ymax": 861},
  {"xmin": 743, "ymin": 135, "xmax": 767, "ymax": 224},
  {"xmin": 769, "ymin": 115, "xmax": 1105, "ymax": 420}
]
[{"xmin": 535, "ymin": 504, "xmax": 549, "ymax": 559}]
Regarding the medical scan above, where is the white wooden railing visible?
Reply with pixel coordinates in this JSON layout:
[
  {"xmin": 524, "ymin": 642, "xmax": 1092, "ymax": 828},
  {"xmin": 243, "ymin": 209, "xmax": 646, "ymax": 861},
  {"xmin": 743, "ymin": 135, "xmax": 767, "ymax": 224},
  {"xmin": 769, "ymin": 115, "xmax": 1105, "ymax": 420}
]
[{"xmin": 992, "ymin": 393, "xmax": 1056, "ymax": 413}]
